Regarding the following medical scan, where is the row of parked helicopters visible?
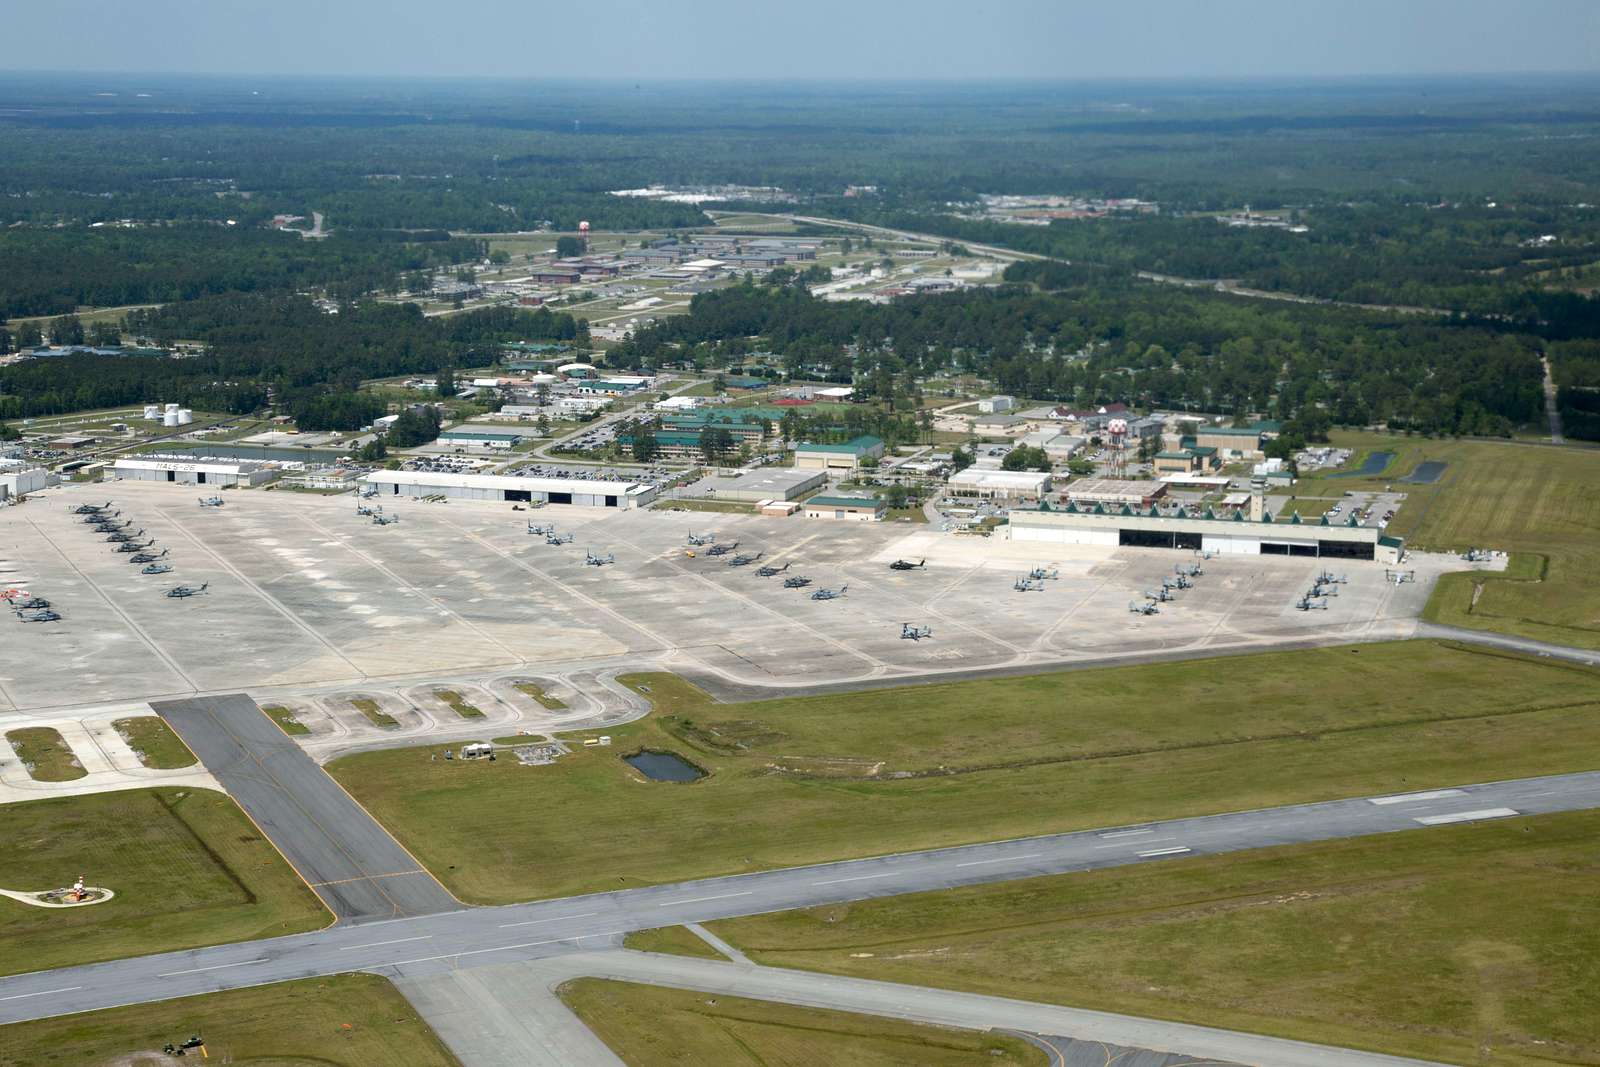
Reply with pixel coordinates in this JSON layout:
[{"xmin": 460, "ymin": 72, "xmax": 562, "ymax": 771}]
[
  {"xmin": 689, "ymin": 531, "xmax": 859, "ymax": 601},
  {"xmin": 1128, "ymin": 559, "xmax": 1208, "ymax": 616},
  {"xmin": 1294, "ymin": 569, "xmax": 1349, "ymax": 611},
  {"xmin": 356, "ymin": 501, "xmax": 400, "ymax": 525}
]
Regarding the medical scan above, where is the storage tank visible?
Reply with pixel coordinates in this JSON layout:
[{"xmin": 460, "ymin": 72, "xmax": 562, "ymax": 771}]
[
  {"xmin": 163, "ymin": 410, "xmax": 180, "ymax": 427},
  {"xmin": 143, "ymin": 404, "xmax": 160, "ymax": 420},
  {"xmin": 176, "ymin": 409, "xmax": 194, "ymax": 425}
]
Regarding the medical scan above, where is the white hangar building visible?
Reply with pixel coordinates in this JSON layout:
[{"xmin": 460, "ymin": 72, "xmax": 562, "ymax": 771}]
[{"xmin": 362, "ymin": 470, "xmax": 657, "ymax": 508}]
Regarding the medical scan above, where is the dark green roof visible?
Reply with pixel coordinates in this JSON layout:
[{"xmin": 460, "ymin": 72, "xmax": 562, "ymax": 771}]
[
  {"xmin": 807, "ymin": 494, "xmax": 883, "ymax": 509},
  {"xmin": 796, "ymin": 435, "xmax": 884, "ymax": 456},
  {"xmin": 1379, "ymin": 535, "xmax": 1404, "ymax": 548}
]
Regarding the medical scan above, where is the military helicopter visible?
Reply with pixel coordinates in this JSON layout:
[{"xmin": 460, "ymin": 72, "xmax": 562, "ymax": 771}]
[
  {"xmin": 12, "ymin": 595, "xmax": 49, "ymax": 610},
  {"xmin": 1179, "ymin": 561, "xmax": 1203, "ymax": 578},
  {"xmin": 115, "ymin": 539, "xmax": 157, "ymax": 553},
  {"xmin": 900, "ymin": 622, "xmax": 932, "ymax": 640},
  {"xmin": 584, "ymin": 550, "xmax": 616, "ymax": 566},
  {"xmin": 705, "ymin": 541, "xmax": 737, "ymax": 556},
  {"xmin": 727, "ymin": 552, "xmax": 762, "ymax": 567},
  {"xmin": 1460, "ymin": 548, "xmax": 1492, "ymax": 562},
  {"xmin": 527, "ymin": 521, "xmax": 553, "ymax": 536},
  {"xmin": 141, "ymin": 562, "xmax": 174, "ymax": 575},
  {"xmin": 197, "ymin": 496, "xmax": 224, "ymax": 508},
  {"xmin": 687, "ymin": 531, "xmax": 716, "ymax": 546},
  {"xmin": 82, "ymin": 509, "xmax": 120, "ymax": 523},
  {"xmin": 888, "ymin": 558, "xmax": 925, "ymax": 571},
  {"xmin": 69, "ymin": 501, "xmax": 114, "ymax": 515},
  {"xmin": 1315, "ymin": 570, "xmax": 1349, "ymax": 585},
  {"xmin": 1385, "ymin": 569, "xmax": 1416, "ymax": 585},
  {"xmin": 15, "ymin": 607, "xmax": 62, "ymax": 623},
  {"xmin": 1295, "ymin": 594, "xmax": 1329, "ymax": 611},
  {"xmin": 1309, "ymin": 579, "xmax": 1339, "ymax": 598},
  {"xmin": 1014, "ymin": 576, "xmax": 1044, "ymax": 592},
  {"xmin": 1172, "ymin": 572, "xmax": 1192, "ymax": 589},
  {"xmin": 1146, "ymin": 586, "xmax": 1175, "ymax": 603},
  {"xmin": 783, "ymin": 575, "xmax": 812, "ymax": 589},
  {"xmin": 129, "ymin": 548, "xmax": 169, "ymax": 565},
  {"xmin": 546, "ymin": 531, "xmax": 574, "ymax": 545},
  {"xmin": 1128, "ymin": 599, "xmax": 1159, "ymax": 615},
  {"xmin": 372, "ymin": 512, "xmax": 399, "ymax": 526},
  {"xmin": 105, "ymin": 528, "xmax": 144, "ymax": 543},
  {"xmin": 1027, "ymin": 565, "xmax": 1059, "ymax": 581},
  {"xmin": 810, "ymin": 584, "xmax": 847, "ymax": 601},
  {"xmin": 356, "ymin": 502, "xmax": 380, "ymax": 517},
  {"xmin": 754, "ymin": 562, "xmax": 789, "ymax": 577},
  {"xmin": 165, "ymin": 583, "xmax": 209, "ymax": 599}
]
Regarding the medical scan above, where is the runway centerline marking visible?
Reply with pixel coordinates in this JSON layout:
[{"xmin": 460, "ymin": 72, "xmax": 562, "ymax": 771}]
[
  {"xmin": 955, "ymin": 852, "xmax": 1043, "ymax": 868},
  {"xmin": 0, "ymin": 987, "xmax": 81, "ymax": 1002},
  {"xmin": 1369, "ymin": 789, "xmax": 1465, "ymax": 805},
  {"xmin": 658, "ymin": 891, "xmax": 754, "ymax": 906},
  {"xmin": 157, "ymin": 959, "xmax": 267, "ymax": 978},
  {"xmin": 812, "ymin": 872, "xmax": 893, "ymax": 886},
  {"xmin": 1414, "ymin": 807, "xmax": 1518, "ymax": 826},
  {"xmin": 1096, "ymin": 835, "xmax": 1176, "ymax": 849},
  {"xmin": 499, "ymin": 911, "xmax": 600, "ymax": 929},
  {"xmin": 339, "ymin": 935, "xmax": 432, "ymax": 951}
]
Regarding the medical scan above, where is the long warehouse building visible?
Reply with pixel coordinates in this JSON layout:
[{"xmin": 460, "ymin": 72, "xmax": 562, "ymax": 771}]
[
  {"xmin": 361, "ymin": 470, "xmax": 657, "ymax": 508},
  {"xmin": 1008, "ymin": 504, "xmax": 1402, "ymax": 562}
]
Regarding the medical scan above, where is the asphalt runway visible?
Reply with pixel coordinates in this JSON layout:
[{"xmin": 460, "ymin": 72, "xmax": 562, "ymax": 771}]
[
  {"xmin": 151, "ymin": 694, "xmax": 458, "ymax": 923},
  {"xmin": 3, "ymin": 768, "xmax": 1597, "ymax": 1034}
]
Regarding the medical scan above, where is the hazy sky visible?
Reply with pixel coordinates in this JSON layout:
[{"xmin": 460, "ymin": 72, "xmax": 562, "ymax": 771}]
[{"xmin": 6, "ymin": 0, "xmax": 1598, "ymax": 81}]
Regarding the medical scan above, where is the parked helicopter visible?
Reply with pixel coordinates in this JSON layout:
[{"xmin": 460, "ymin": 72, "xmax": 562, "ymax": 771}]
[
  {"xmin": 1315, "ymin": 570, "xmax": 1349, "ymax": 585},
  {"xmin": 129, "ymin": 548, "xmax": 168, "ymax": 565},
  {"xmin": 1128, "ymin": 599, "xmax": 1159, "ymax": 615},
  {"xmin": 888, "ymin": 558, "xmax": 925, "ymax": 571},
  {"xmin": 727, "ymin": 552, "xmax": 762, "ymax": 567},
  {"xmin": 705, "ymin": 541, "xmax": 737, "ymax": 556},
  {"xmin": 527, "ymin": 521, "xmax": 553, "ymax": 536},
  {"xmin": 105, "ymin": 529, "xmax": 144, "ymax": 543},
  {"xmin": 1014, "ymin": 576, "xmax": 1044, "ymax": 592},
  {"xmin": 584, "ymin": 551, "xmax": 616, "ymax": 566},
  {"xmin": 687, "ymin": 531, "xmax": 716, "ymax": 546},
  {"xmin": 12, "ymin": 595, "xmax": 49, "ymax": 610},
  {"xmin": 356, "ymin": 502, "xmax": 381, "ymax": 517},
  {"xmin": 783, "ymin": 575, "xmax": 812, "ymax": 589},
  {"xmin": 1295, "ymin": 594, "xmax": 1329, "ymax": 611},
  {"xmin": 810, "ymin": 585, "xmax": 847, "ymax": 601},
  {"xmin": 165, "ymin": 583, "xmax": 209, "ymax": 599},
  {"xmin": 1027, "ymin": 565, "xmax": 1059, "ymax": 581},
  {"xmin": 754, "ymin": 562, "xmax": 789, "ymax": 577},
  {"xmin": 372, "ymin": 512, "xmax": 399, "ymax": 526},
  {"xmin": 115, "ymin": 539, "xmax": 156, "ymax": 553},
  {"xmin": 141, "ymin": 562, "xmax": 174, "ymax": 575},
  {"xmin": 15, "ymin": 608, "xmax": 62, "ymax": 623},
  {"xmin": 69, "ymin": 501, "xmax": 114, "ymax": 515},
  {"xmin": 900, "ymin": 623, "xmax": 933, "ymax": 640},
  {"xmin": 546, "ymin": 531, "xmax": 574, "ymax": 545},
  {"xmin": 198, "ymin": 496, "xmax": 224, "ymax": 508},
  {"xmin": 1146, "ymin": 586, "xmax": 1175, "ymax": 602}
]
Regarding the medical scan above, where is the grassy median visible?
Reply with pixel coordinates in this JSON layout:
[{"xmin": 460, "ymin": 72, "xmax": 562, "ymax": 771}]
[
  {"xmin": 0, "ymin": 788, "xmax": 329, "ymax": 975},
  {"xmin": 5, "ymin": 727, "xmax": 84, "ymax": 782},
  {"xmin": 0, "ymin": 974, "xmax": 458, "ymax": 1067},
  {"xmin": 705, "ymin": 809, "xmax": 1600, "ymax": 1067},
  {"xmin": 327, "ymin": 640, "xmax": 1600, "ymax": 904},
  {"xmin": 113, "ymin": 716, "xmax": 197, "ymax": 769},
  {"xmin": 560, "ymin": 980, "xmax": 1044, "ymax": 1067}
]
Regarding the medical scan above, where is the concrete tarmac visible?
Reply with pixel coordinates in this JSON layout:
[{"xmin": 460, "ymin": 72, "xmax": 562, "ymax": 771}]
[{"xmin": 152, "ymin": 694, "xmax": 459, "ymax": 922}]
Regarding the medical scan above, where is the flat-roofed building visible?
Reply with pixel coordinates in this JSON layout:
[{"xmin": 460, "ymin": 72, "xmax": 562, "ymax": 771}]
[
  {"xmin": 793, "ymin": 435, "xmax": 885, "ymax": 471},
  {"xmin": 1008, "ymin": 503, "xmax": 1401, "ymax": 562},
  {"xmin": 946, "ymin": 467, "xmax": 1052, "ymax": 502},
  {"xmin": 361, "ymin": 470, "xmax": 655, "ymax": 508},
  {"xmin": 1062, "ymin": 478, "xmax": 1168, "ymax": 508},
  {"xmin": 113, "ymin": 457, "xmax": 274, "ymax": 487},
  {"xmin": 802, "ymin": 493, "xmax": 885, "ymax": 522}
]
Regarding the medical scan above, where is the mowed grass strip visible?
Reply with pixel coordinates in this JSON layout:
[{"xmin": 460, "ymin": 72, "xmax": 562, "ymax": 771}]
[
  {"xmin": 559, "ymin": 980, "xmax": 1045, "ymax": 1067},
  {"xmin": 514, "ymin": 682, "xmax": 567, "ymax": 710},
  {"xmin": 434, "ymin": 689, "xmax": 485, "ymax": 719},
  {"xmin": 1301, "ymin": 430, "xmax": 1600, "ymax": 648},
  {"xmin": 0, "ymin": 788, "xmax": 329, "ymax": 975},
  {"xmin": 327, "ymin": 640, "xmax": 1600, "ymax": 904},
  {"xmin": 113, "ymin": 716, "xmax": 197, "ymax": 769},
  {"xmin": 0, "ymin": 974, "xmax": 460, "ymax": 1067},
  {"xmin": 5, "ymin": 727, "xmax": 85, "ymax": 782},
  {"xmin": 260, "ymin": 703, "xmax": 310, "ymax": 736},
  {"xmin": 350, "ymin": 697, "xmax": 399, "ymax": 728},
  {"xmin": 623, "ymin": 925, "xmax": 730, "ymax": 961},
  {"xmin": 707, "ymin": 810, "xmax": 1600, "ymax": 1067}
]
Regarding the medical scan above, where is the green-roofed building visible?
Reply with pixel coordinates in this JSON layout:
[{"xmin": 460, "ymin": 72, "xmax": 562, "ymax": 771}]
[
  {"xmin": 794, "ymin": 435, "xmax": 885, "ymax": 472},
  {"xmin": 801, "ymin": 493, "xmax": 885, "ymax": 522}
]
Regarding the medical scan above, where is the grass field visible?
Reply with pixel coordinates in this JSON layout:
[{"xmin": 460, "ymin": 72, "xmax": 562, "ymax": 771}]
[
  {"xmin": 435, "ymin": 689, "xmax": 485, "ymax": 719},
  {"xmin": 513, "ymin": 682, "xmax": 567, "ymax": 711},
  {"xmin": 0, "ymin": 788, "xmax": 328, "ymax": 975},
  {"xmin": 113, "ymin": 716, "xmax": 197, "ymax": 769},
  {"xmin": 261, "ymin": 703, "xmax": 310, "ymax": 735},
  {"xmin": 1300, "ymin": 431, "xmax": 1600, "ymax": 648},
  {"xmin": 327, "ymin": 641, "xmax": 1600, "ymax": 904},
  {"xmin": 706, "ymin": 810, "xmax": 1600, "ymax": 1067},
  {"xmin": 5, "ymin": 728, "xmax": 85, "ymax": 782},
  {"xmin": 559, "ymin": 980, "xmax": 1044, "ymax": 1067},
  {"xmin": 0, "ymin": 974, "xmax": 459, "ymax": 1067},
  {"xmin": 624, "ymin": 925, "xmax": 728, "ymax": 960},
  {"xmin": 350, "ymin": 697, "xmax": 399, "ymax": 728}
]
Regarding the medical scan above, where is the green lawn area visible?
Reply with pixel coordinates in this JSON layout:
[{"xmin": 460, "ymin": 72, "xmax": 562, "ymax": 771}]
[
  {"xmin": 0, "ymin": 788, "xmax": 328, "ymax": 975},
  {"xmin": 350, "ymin": 697, "xmax": 399, "ymax": 728},
  {"xmin": 623, "ymin": 925, "xmax": 728, "ymax": 961},
  {"xmin": 514, "ymin": 682, "xmax": 567, "ymax": 711},
  {"xmin": 113, "ymin": 716, "xmax": 196, "ymax": 769},
  {"xmin": 435, "ymin": 689, "xmax": 485, "ymax": 719},
  {"xmin": 707, "ymin": 809, "xmax": 1600, "ymax": 1067},
  {"xmin": 1302, "ymin": 431, "xmax": 1600, "ymax": 648},
  {"xmin": 0, "ymin": 974, "xmax": 459, "ymax": 1067},
  {"xmin": 261, "ymin": 703, "xmax": 311, "ymax": 736},
  {"xmin": 5, "ymin": 728, "xmax": 85, "ymax": 782},
  {"xmin": 328, "ymin": 641, "xmax": 1600, "ymax": 904},
  {"xmin": 559, "ymin": 980, "xmax": 1044, "ymax": 1067}
]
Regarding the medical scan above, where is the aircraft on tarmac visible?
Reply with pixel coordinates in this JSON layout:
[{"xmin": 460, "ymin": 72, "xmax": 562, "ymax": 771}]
[
  {"xmin": 129, "ymin": 548, "xmax": 168, "ymax": 565},
  {"xmin": 165, "ymin": 583, "xmax": 209, "ymax": 599},
  {"xmin": 1385, "ymin": 569, "xmax": 1416, "ymax": 585},
  {"xmin": 12, "ymin": 595, "xmax": 49, "ymax": 610},
  {"xmin": 105, "ymin": 529, "xmax": 144, "ymax": 543},
  {"xmin": 687, "ymin": 531, "xmax": 716, "ymax": 546},
  {"xmin": 1173, "ymin": 572, "xmax": 1192, "ymax": 589},
  {"xmin": 705, "ymin": 541, "xmax": 737, "ymax": 556},
  {"xmin": 197, "ymin": 496, "xmax": 224, "ymax": 508},
  {"xmin": 546, "ymin": 531, "xmax": 574, "ymax": 545},
  {"xmin": 1309, "ymin": 579, "xmax": 1339, "ymax": 598},
  {"xmin": 900, "ymin": 622, "xmax": 932, "ymax": 640},
  {"xmin": 1296, "ymin": 594, "xmax": 1330, "ymax": 611},
  {"xmin": 527, "ymin": 522, "xmax": 553, "ymax": 536},
  {"xmin": 810, "ymin": 584, "xmax": 847, "ymax": 601},
  {"xmin": 115, "ymin": 540, "xmax": 156, "ymax": 553},
  {"xmin": 372, "ymin": 512, "xmax": 400, "ymax": 526},
  {"xmin": 1179, "ymin": 562, "xmax": 1203, "ymax": 578},
  {"xmin": 1027, "ymin": 565, "xmax": 1059, "ymax": 581},
  {"xmin": 83, "ymin": 510, "xmax": 120, "ymax": 524},
  {"xmin": 1128, "ymin": 599, "xmax": 1159, "ymax": 615},
  {"xmin": 141, "ymin": 562, "xmax": 174, "ymax": 575},
  {"xmin": 584, "ymin": 551, "xmax": 616, "ymax": 566},
  {"xmin": 755, "ymin": 562, "xmax": 789, "ymax": 577},
  {"xmin": 727, "ymin": 552, "xmax": 762, "ymax": 567},
  {"xmin": 1014, "ymin": 576, "xmax": 1045, "ymax": 592},
  {"xmin": 1146, "ymin": 586, "xmax": 1175, "ymax": 602},
  {"xmin": 69, "ymin": 501, "xmax": 114, "ymax": 515},
  {"xmin": 15, "ymin": 607, "xmax": 62, "ymax": 623},
  {"xmin": 1316, "ymin": 570, "xmax": 1349, "ymax": 585},
  {"xmin": 783, "ymin": 575, "xmax": 812, "ymax": 589},
  {"xmin": 356, "ymin": 502, "xmax": 381, "ymax": 517},
  {"xmin": 888, "ymin": 558, "xmax": 925, "ymax": 571},
  {"xmin": 89, "ymin": 518, "xmax": 128, "ymax": 533},
  {"xmin": 1461, "ymin": 549, "xmax": 1492, "ymax": 563}
]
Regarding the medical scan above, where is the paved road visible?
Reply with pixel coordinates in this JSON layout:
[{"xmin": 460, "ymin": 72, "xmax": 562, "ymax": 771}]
[
  {"xmin": 1542, "ymin": 355, "xmax": 1565, "ymax": 444},
  {"xmin": 1416, "ymin": 622, "xmax": 1600, "ymax": 667},
  {"xmin": 152, "ymin": 694, "xmax": 459, "ymax": 922},
  {"xmin": 4, "ymin": 768, "xmax": 1598, "ymax": 1029}
]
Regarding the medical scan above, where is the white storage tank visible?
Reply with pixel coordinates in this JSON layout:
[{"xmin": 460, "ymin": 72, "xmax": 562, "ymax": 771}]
[
  {"xmin": 163, "ymin": 410, "xmax": 180, "ymax": 427},
  {"xmin": 176, "ymin": 409, "xmax": 194, "ymax": 425},
  {"xmin": 143, "ymin": 404, "xmax": 161, "ymax": 420}
]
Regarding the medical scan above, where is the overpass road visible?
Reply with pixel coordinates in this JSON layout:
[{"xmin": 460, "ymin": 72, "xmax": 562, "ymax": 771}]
[{"xmin": 3, "ymin": 768, "xmax": 1598, "ymax": 1033}]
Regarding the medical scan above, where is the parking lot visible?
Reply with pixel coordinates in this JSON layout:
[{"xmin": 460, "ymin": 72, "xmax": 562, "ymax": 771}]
[{"xmin": 0, "ymin": 482, "xmax": 1464, "ymax": 715}]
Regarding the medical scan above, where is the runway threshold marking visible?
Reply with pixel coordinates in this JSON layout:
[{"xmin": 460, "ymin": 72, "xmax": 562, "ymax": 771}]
[
  {"xmin": 1097, "ymin": 828, "xmax": 1154, "ymax": 839},
  {"xmin": 157, "ymin": 959, "xmax": 267, "ymax": 978},
  {"xmin": 955, "ymin": 852, "xmax": 1043, "ymax": 868},
  {"xmin": 339, "ymin": 935, "xmax": 432, "ymax": 951},
  {"xmin": 1136, "ymin": 846, "xmax": 1192, "ymax": 858},
  {"xmin": 0, "ymin": 987, "xmax": 82, "ymax": 1002},
  {"xmin": 1369, "ymin": 789, "xmax": 1466, "ymax": 805},
  {"xmin": 1096, "ymin": 835, "xmax": 1175, "ymax": 849},
  {"xmin": 658, "ymin": 891, "xmax": 754, "ymax": 906},
  {"xmin": 499, "ymin": 911, "xmax": 601, "ymax": 929},
  {"xmin": 1414, "ymin": 807, "xmax": 1519, "ymax": 826},
  {"xmin": 812, "ymin": 872, "xmax": 893, "ymax": 886}
]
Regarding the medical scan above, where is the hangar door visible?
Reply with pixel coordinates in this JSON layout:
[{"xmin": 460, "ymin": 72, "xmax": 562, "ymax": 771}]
[{"xmin": 548, "ymin": 491, "xmax": 573, "ymax": 505}]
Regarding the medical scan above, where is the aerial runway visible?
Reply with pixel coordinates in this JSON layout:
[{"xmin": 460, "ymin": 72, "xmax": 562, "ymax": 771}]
[{"xmin": 4, "ymin": 766, "xmax": 1598, "ymax": 1064}]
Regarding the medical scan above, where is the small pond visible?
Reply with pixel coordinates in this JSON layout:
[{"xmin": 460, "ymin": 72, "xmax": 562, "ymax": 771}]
[
  {"xmin": 624, "ymin": 750, "xmax": 706, "ymax": 782},
  {"xmin": 1330, "ymin": 451, "xmax": 1394, "ymax": 478},
  {"xmin": 1401, "ymin": 461, "xmax": 1448, "ymax": 484}
]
